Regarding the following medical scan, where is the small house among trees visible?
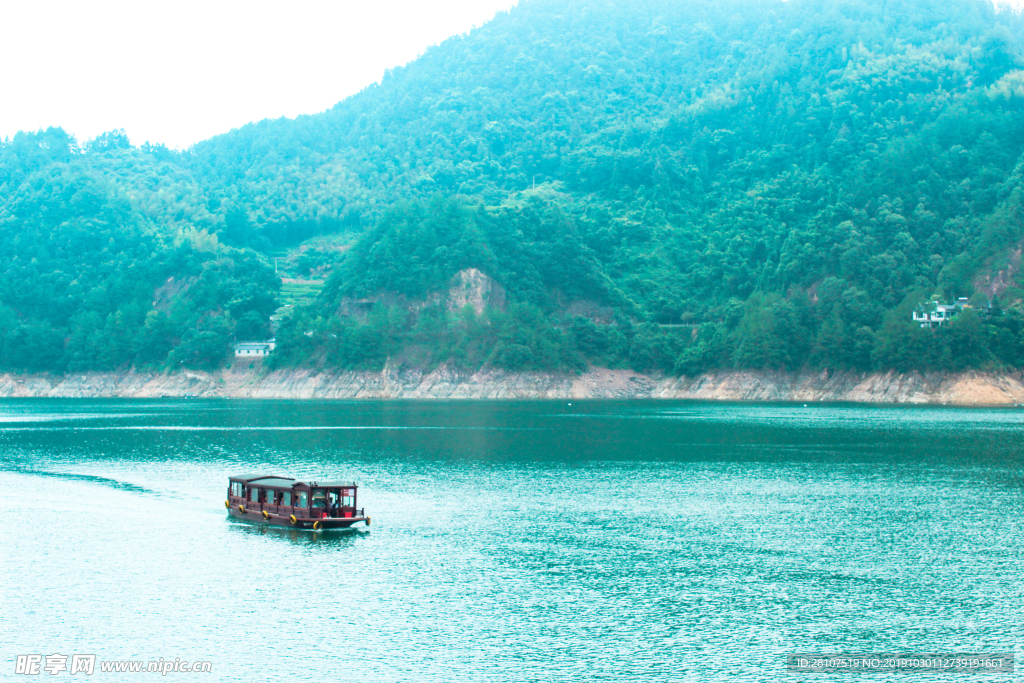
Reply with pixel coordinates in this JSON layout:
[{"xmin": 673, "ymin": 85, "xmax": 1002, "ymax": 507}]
[
  {"xmin": 233, "ymin": 340, "xmax": 276, "ymax": 357},
  {"xmin": 912, "ymin": 298, "xmax": 971, "ymax": 328}
]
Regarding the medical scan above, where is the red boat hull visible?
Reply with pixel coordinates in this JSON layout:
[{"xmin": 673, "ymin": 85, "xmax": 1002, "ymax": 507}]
[{"xmin": 227, "ymin": 505, "xmax": 369, "ymax": 530}]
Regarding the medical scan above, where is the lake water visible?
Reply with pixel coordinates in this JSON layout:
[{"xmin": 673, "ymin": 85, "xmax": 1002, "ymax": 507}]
[{"xmin": 1, "ymin": 399, "xmax": 1022, "ymax": 682}]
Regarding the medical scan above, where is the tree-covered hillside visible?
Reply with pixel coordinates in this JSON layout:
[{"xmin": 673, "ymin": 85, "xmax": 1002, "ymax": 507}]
[
  {"xmin": 0, "ymin": 129, "xmax": 279, "ymax": 372},
  {"xmin": 4, "ymin": 0, "xmax": 1024, "ymax": 375}
]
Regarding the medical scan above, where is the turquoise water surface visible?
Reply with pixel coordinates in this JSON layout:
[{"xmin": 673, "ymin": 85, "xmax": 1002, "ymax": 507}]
[{"xmin": 1, "ymin": 399, "xmax": 1022, "ymax": 681}]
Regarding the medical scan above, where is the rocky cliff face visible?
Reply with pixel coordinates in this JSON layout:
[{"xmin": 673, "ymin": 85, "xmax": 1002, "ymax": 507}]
[
  {"xmin": 2, "ymin": 363, "xmax": 1022, "ymax": 404},
  {"xmin": 444, "ymin": 268, "xmax": 506, "ymax": 314}
]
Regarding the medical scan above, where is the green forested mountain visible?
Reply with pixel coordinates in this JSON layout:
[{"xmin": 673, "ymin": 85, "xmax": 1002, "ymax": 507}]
[
  {"xmin": 4, "ymin": 0, "xmax": 1024, "ymax": 375},
  {"xmin": 0, "ymin": 129, "xmax": 279, "ymax": 372}
]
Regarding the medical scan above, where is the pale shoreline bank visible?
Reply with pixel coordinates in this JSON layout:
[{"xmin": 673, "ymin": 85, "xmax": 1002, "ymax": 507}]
[{"xmin": 2, "ymin": 362, "xmax": 1023, "ymax": 405}]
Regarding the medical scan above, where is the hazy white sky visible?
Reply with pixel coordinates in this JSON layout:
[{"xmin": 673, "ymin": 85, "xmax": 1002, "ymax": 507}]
[{"xmin": 0, "ymin": 0, "xmax": 519, "ymax": 150}]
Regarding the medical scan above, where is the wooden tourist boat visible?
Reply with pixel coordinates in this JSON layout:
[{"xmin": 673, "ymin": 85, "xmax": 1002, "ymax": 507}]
[{"xmin": 226, "ymin": 474, "xmax": 370, "ymax": 530}]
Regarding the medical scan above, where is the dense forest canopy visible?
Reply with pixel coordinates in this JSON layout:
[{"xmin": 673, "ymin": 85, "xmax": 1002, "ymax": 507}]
[
  {"xmin": 0, "ymin": 128, "xmax": 279, "ymax": 372},
  {"xmin": 3, "ymin": 0, "xmax": 1024, "ymax": 375}
]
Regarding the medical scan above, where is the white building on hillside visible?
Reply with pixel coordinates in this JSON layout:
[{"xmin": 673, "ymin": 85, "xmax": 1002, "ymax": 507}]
[
  {"xmin": 912, "ymin": 298, "xmax": 970, "ymax": 328},
  {"xmin": 233, "ymin": 340, "xmax": 276, "ymax": 357}
]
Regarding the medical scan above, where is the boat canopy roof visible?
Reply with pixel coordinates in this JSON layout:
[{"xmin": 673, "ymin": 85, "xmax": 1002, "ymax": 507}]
[{"xmin": 229, "ymin": 474, "xmax": 356, "ymax": 489}]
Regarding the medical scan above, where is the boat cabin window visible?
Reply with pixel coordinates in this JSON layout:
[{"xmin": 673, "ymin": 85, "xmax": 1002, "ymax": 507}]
[
  {"xmin": 249, "ymin": 488, "xmax": 259, "ymax": 503},
  {"xmin": 230, "ymin": 482, "xmax": 242, "ymax": 497},
  {"xmin": 297, "ymin": 491, "xmax": 308, "ymax": 508},
  {"xmin": 311, "ymin": 489, "xmax": 326, "ymax": 508},
  {"xmin": 281, "ymin": 491, "xmax": 291, "ymax": 506},
  {"xmin": 341, "ymin": 488, "xmax": 355, "ymax": 507}
]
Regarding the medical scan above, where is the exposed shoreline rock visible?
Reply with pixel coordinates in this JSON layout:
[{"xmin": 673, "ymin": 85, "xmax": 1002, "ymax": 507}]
[{"xmin": 1, "ymin": 363, "xmax": 1023, "ymax": 405}]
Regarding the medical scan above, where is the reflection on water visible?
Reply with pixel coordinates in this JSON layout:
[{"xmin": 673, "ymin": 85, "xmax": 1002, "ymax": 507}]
[
  {"xmin": 226, "ymin": 518, "xmax": 371, "ymax": 547},
  {"xmin": 1, "ymin": 399, "xmax": 1022, "ymax": 682}
]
